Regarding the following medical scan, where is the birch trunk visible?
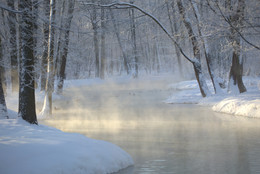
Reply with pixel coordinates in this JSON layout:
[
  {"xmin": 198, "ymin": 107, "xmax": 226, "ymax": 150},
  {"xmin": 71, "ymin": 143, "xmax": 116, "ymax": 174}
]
[{"xmin": 40, "ymin": 0, "xmax": 56, "ymax": 117}]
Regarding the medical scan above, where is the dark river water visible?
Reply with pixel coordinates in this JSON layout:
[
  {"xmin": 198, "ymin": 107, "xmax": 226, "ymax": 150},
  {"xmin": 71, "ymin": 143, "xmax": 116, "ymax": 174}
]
[{"xmin": 40, "ymin": 80, "xmax": 260, "ymax": 174}]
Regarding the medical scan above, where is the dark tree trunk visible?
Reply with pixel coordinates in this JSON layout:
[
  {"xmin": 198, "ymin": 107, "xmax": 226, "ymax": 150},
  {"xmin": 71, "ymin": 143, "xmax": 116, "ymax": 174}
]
[
  {"xmin": 0, "ymin": 71, "xmax": 8, "ymax": 119},
  {"xmin": 8, "ymin": 0, "xmax": 19, "ymax": 92},
  {"xmin": 57, "ymin": 0, "xmax": 75, "ymax": 94},
  {"xmin": 32, "ymin": 0, "xmax": 39, "ymax": 88},
  {"xmin": 0, "ymin": 37, "xmax": 8, "ymax": 119},
  {"xmin": 229, "ymin": 49, "xmax": 246, "ymax": 93},
  {"xmin": 54, "ymin": 0, "xmax": 66, "ymax": 81},
  {"xmin": 228, "ymin": 0, "xmax": 247, "ymax": 93},
  {"xmin": 40, "ymin": 0, "xmax": 50, "ymax": 91},
  {"xmin": 19, "ymin": 0, "xmax": 37, "ymax": 124},
  {"xmin": 130, "ymin": 1, "xmax": 138, "ymax": 78},
  {"xmin": 192, "ymin": 62, "xmax": 207, "ymax": 97}
]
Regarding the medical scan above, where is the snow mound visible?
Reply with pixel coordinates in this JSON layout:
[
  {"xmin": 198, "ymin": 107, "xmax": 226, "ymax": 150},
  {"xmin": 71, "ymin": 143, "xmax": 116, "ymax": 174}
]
[
  {"xmin": 212, "ymin": 93, "xmax": 260, "ymax": 118},
  {"xmin": 166, "ymin": 77, "xmax": 260, "ymax": 118},
  {"xmin": 0, "ymin": 119, "xmax": 133, "ymax": 174}
]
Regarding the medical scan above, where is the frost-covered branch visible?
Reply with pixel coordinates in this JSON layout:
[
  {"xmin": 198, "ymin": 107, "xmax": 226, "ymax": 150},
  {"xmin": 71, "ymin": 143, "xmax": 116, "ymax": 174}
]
[
  {"xmin": 211, "ymin": 1, "xmax": 260, "ymax": 51},
  {"xmin": 81, "ymin": 1, "xmax": 195, "ymax": 63}
]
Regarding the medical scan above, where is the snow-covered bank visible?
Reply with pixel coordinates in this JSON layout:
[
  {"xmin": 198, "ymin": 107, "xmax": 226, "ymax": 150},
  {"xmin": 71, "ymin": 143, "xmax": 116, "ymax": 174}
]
[
  {"xmin": 0, "ymin": 118, "xmax": 133, "ymax": 174},
  {"xmin": 212, "ymin": 92, "xmax": 260, "ymax": 118},
  {"xmin": 166, "ymin": 77, "xmax": 260, "ymax": 118}
]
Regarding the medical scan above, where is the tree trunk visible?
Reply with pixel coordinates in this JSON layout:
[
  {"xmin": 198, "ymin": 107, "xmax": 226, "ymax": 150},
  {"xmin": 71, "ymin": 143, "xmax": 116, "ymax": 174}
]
[
  {"xmin": 19, "ymin": 0, "xmax": 37, "ymax": 124},
  {"xmin": 55, "ymin": 0, "xmax": 66, "ymax": 81},
  {"xmin": 41, "ymin": 0, "xmax": 56, "ymax": 116},
  {"xmin": 166, "ymin": 0, "xmax": 183, "ymax": 75},
  {"xmin": 130, "ymin": 1, "xmax": 138, "ymax": 78},
  {"xmin": 40, "ymin": 0, "xmax": 50, "ymax": 91},
  {"xmin": 0, "ymin": 37, "xmax": 8, "ymax": 119},
  {"xmin": 57, "ymin": 0, "xmax": 75, "ymax": 94},
  {"xmin": 229, "ymin": 50, "xmax": 246, "ymax": 93},
  {"xmin": 190, "ymin": 0, "xmax": 222, "ymax": 94},
  {"xmin": 110, "ymin": 9, "xmax": 129, "ymax": 75},
  {"xmin": 100, "ymin": 2, "xmax": 106, "ymax": 79},
  {"xmin": 192, "ymin": 61, "xmax": 209, "ymax": 98},
  {"xmin": 228, "ymin": 0, "xmax": 247, "ymax": 93},
  {"xmin": 8, "ymin": 0, "xmax": 19, "ymax": 92},
  {"xmin": 91, "ymin": 0, "xmax": 100, "ymax": 78},
  {"xmin": 32, "ymin": 0, "xmax": 39, "ymax": 88},
  {"xmin": 177, "ymin": 0, "xmax": 210, "ymax": 97}
]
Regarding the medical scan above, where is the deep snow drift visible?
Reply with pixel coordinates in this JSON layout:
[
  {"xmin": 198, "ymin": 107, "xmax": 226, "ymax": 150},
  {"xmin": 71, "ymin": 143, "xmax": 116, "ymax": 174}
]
[
  {"xmin": 0, "ymin": 118, "xmax": 133, "ymax": 174},
  {"xmin": 166, "ymin": 76, "xmax": 260, "ymax": 118}
]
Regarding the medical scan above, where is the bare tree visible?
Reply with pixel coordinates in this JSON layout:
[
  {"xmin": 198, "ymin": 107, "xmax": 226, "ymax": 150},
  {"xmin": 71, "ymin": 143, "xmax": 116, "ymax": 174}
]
[
  {"xmin": 225, "ymin": 0, "xmax": 247, "ymax": 93},
  {"xmin": 40, "ymin": 0, "xmax": 56, "ymax": 116},
  {"xmin": 57, "ymin": 0, "xmax": 75, "ymax": 94},
  {"xmin": 90, "ymin": 0, "xmax": 100, "ymax": 78},
  {"xmin": 18, "ymin": 0, "xmax": 37, "ymax": 124},
  {"xmin": 129, "ymin": 1, "xmax": 138, "ymax": 78},
  {"xmin": 7, "ymin": 0, "xmax": 18, "ymax": 92},
  {"xmin": 40, "ymin": 0, "xmax": 50, "ymax": 91},
  {"xmin": 100, "ymin": 0, "xmax": 106, "ymax": 79},
  {"xmin": 189, "ymin": 0, "xmax": 222, "ymax": 94},
  {"xmin": 176, "ymin": 0, "xmax": 210, "ymax": 97},
  {"xmin": 110, "ymin": 8, "xmax": 130, "ymax": 75},
  {"xmin": 166, "ymin": 0, "xmax": 183, "ymax": 76},
  {"xmin": 0, "ymin": 36, "xmax": 8, "ymax": 119}
]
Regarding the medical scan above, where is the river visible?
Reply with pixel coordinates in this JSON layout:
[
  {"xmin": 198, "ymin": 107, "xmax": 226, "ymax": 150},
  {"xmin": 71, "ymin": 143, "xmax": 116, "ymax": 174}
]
[{"xmin": 40, "ymin": 79, "xmax": 260, "ymax": 174}]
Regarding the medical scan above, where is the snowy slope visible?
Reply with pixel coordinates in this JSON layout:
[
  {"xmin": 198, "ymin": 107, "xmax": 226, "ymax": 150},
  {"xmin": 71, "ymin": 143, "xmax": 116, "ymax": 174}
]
[
  {"xmin": 212, "ymin": 92, "xmax": 260, "ymax": 118},
  {"xmin": 166, "ymin": 77, "xmax": 260, "ymax": 118},
  {"xmin": 0, "ymin": 118, "xmax": 133, "ymax": 174}
]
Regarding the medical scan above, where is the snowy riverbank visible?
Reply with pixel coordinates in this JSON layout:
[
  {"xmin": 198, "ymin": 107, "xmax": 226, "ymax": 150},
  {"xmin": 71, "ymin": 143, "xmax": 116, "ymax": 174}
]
[
  {"xmin": 165, "ymin": 76, "xmax": 260, "ymax": 118},
  {"xmin": 1, "ymin": 75, "xmax": 259, "ymax": 174},
  {"xmin": 0, "ymin": 118, "xmax": 133, "ymax": 174},
  {"xmin": 1, "ymin": 77, "xmax": 136, "ymax": 174}
]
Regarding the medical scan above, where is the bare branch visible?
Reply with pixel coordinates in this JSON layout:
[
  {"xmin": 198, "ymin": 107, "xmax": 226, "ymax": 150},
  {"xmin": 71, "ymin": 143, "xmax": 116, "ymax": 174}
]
[
  {"xmin": 81, "ymin": 1, "xmax": 195, "ymax": 63},
  {"xmin": 212, "ymin": 1, "xmax": 260, "ymax": 50}
]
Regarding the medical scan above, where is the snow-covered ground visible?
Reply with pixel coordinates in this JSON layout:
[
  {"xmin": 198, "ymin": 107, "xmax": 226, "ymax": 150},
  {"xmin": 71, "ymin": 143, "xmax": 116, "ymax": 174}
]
[
  {"xmin": 165, "ymin": 76, "xmax": 260, "ymax": 118},
  {"xmin": 0, "ymin": 118, "xmax": 133, "ymax": 174},
  {"xmin": 1, "ymin": 77, "xmax": 136, "ymax": 174}
]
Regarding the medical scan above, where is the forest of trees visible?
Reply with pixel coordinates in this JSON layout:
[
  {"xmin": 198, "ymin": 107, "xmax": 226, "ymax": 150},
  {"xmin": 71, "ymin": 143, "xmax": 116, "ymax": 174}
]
[{"xmin": 0, "ymin": 0, "xmax": 259, "ymax": 124}]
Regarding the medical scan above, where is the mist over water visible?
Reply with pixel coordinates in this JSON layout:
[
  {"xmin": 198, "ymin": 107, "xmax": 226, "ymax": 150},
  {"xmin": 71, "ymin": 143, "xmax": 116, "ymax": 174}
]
[{"xmin": 40, "ymin": 78, "xmax": 260, "ymax": 174}]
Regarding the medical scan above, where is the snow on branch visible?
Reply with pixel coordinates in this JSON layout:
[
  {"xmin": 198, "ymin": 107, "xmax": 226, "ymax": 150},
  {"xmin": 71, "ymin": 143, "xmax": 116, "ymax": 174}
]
[
  {"xmin": 214, "ymin": 1, "xmax": 260, "ymax": 51},
  {"xmin": 81, "ymin": 1, "xmax": 195, "ymax": 63}
]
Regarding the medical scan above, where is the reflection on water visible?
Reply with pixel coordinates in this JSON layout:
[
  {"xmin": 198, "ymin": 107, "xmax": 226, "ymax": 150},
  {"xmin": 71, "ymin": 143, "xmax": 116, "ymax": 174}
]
[{"xmin": 40, "ymin": 81, "xmax": 260, "ymax": 174}]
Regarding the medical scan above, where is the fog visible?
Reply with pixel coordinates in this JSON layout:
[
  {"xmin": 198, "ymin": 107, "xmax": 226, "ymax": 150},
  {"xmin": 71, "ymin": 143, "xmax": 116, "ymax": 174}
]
[
  {"xmin": 40, "ymin": 77, "xmax": 176, "ymax": 132},
  {"xmin": 39, "ymin": 77, "xmax": 260, "ymax": 174}
]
